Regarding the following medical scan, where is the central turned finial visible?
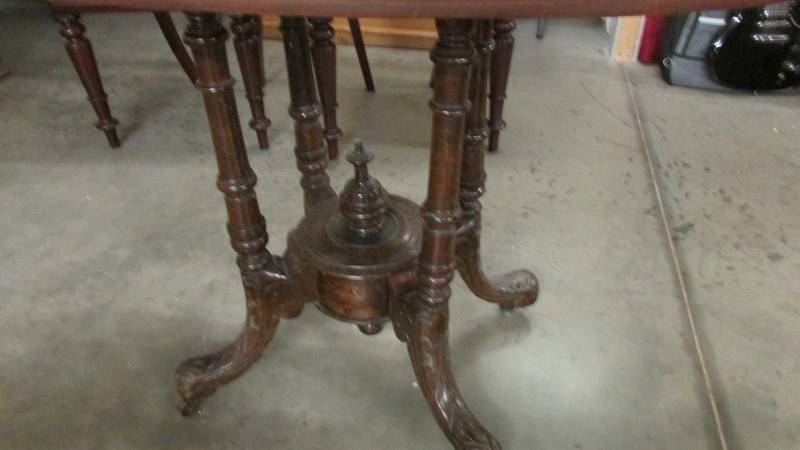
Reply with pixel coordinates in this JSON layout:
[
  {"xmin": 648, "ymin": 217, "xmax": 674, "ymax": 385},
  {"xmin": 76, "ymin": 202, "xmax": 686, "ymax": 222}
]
[
  {"xmin": 347, "ymin": 139, "xmax": 372, "ymax": 182},
  {"xmin": 339, "ymin": 140, "xmax": 389, "ymax": 239}
]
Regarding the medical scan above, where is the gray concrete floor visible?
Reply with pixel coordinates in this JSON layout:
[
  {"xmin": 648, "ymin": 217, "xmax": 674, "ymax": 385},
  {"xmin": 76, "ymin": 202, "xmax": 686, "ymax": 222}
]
[{"xmin": 0, "ymin": 2, "xmax": 798, "ymax": 449}]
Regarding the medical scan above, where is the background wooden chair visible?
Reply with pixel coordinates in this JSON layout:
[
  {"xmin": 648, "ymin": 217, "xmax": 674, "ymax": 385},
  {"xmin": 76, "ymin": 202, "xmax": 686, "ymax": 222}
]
[
  {"xmin": 52, "ymin": 9, "xmax": 374, "ymax": 159},
  {"xmin": 308, "ymin": 17, "xmax": 375, "ymax": 159},
  {"xmin": 488, "ymin": 19, "xmax": 516, "ymax": 153},
  {"xmin": 51, "ymin": 9, "xmax": 270, "ymax": 149},
  {"xmin": 426, "ymin": 19, "xmax": 516, "ymax": 153}
]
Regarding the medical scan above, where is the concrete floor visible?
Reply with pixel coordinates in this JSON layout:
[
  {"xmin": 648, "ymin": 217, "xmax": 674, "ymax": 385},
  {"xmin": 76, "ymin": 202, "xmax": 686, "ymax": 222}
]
[{"xmin": 1, "ymin": 3, "xmax": 798, "ymax": 450}]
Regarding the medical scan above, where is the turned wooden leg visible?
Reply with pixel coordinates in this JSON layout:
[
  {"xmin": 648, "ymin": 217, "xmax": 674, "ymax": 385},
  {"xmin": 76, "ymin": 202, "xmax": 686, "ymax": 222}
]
[
  {"xmin": 488, "ymin": 19, "xmax": 515, "ymax": 154},
  {"xmin": 457, "ymin": 20, "xmax": 538, "ymax": 312},
  {"xmin": 175, "ymin": 13, "xmax": 295, "ymax": 416},
  {"xmin": 309, "ymin": 17, "xmax": 342, "ymax": 160},
  {"xmin": 280, "ymin": 17, "xmax": 337, "ymax": 211},
  {"xmin": 153, "ymin": 12, "xmax": 197, "ymax": 83},
  {"xmin": 56, "ymin": 13, "xmax": 120, "ymax": 148},
  {"xmin": 394, "ymin": 19, "xmax": 501, "ymax": 450},
  {"xmin": 348, "ymin": 18, "xmax": 375, "ymax": 92},
  {"xmin": 231, "ymin": 15, "xmax": 271, "ymax": 150}
]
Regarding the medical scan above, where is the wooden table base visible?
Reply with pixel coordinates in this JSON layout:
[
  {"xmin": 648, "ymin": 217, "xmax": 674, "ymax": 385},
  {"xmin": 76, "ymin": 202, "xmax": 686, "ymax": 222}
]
[{"xmin": 176, "ymin": 14, "xmax": 538, "ymax": 450}]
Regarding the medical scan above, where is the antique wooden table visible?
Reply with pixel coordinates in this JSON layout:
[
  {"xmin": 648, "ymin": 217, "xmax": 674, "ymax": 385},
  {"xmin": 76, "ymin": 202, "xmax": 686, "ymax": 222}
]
[{"xmin": 49, "ymin": 1, "xmax": 765, "ymax": 448}]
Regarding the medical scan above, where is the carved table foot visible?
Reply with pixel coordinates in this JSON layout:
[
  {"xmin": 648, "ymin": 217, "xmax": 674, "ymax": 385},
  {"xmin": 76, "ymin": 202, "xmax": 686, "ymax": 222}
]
[
  {"xmin": 175, "ymin": 267, "xmax": 283, "ymax": 415},
  {"xmin": 176, "ymin": 254, "xmax": 311, "ymax": 414},
  {"xmin": 396, "ymin": 297, "xmax": 502, "ymax": 450},
  {"xmin": 176, "ymin": 236, "xmax": 315, "ymax": 414},
  {"xmin": 456, "ymin": 229, "xmax": 538, "ymax": 311}
]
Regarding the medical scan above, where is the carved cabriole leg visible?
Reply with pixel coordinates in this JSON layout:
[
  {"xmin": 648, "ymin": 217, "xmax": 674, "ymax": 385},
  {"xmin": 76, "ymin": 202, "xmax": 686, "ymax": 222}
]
[
  {"xmin": 308, "ymin": 17, "xmax": 343, "ymax": 160},
  {"xmin": 231, "ymin": 15, "xmax": 271, "ymax": 149},
  {"xmin": 56, "ymin": 13, "xmax": 120, "ymax": 148},
  {"xmin": 175, "ymin": 13, "xmax": 303, "ymax": 416},
  {"xmin": 456, "ymin": 21, "xmax": 539, "ymax": 311},
  {"xmin": 280, "ymin": 17, "xmax": 336, "ymax": 212},
  {"xmin": 488, "ymin": 19, "xmax": 515, "ymax": 153},
  {"xmin": 153, "ymin": 12, "xmax": 198, "ymax": 83},
  {"xmin": 394, "ymin": 19, "xmax": 501, "ymax": 450}
]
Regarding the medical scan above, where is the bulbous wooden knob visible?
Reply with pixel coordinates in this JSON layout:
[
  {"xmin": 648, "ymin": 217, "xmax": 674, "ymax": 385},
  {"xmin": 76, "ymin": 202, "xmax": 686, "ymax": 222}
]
[{"xmin": 339, "ymin": 140, "xmax": 389, "ymax": 239}]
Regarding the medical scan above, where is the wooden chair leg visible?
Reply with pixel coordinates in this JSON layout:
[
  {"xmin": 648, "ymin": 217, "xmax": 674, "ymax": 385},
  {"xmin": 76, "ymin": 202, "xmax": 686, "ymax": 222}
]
[
  {"xmin": 56, "ymin": 13, "xmax": 120, "ymax": 148},
  {"xmin": 281, "ymin": 16, "xmax": 337, "ymax": 211},
  {"xmin": 231, "ymin": 15, "xmax": 271, "ymax": 149},
  {"xmin": 347, "ymin": 18, "xmax": 375, "ymax": 92},
  {"xmin": 153, "ymin": 12, "xmax": 197, "ymax": 83},
  {"xmin": 309, "ymin": 17, "xmax": 342, "ymax": 160},
  {"xmin": 488, "ymin": 19, "xmax": 515, "ymax": 154}
]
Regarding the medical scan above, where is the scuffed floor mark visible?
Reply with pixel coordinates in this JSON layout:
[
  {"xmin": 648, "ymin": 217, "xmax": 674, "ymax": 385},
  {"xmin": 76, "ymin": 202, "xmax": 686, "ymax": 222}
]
[
  {"xmin": 767, "ymin": 252, "xmax": 784, "ymax": 262},
  {"xmin": 673, "ymin": 222, "xmax": 695, "ymax": 241},
  {"xmin": 579, "ymin": 79, "xmax": 632, "ymax": 128}
]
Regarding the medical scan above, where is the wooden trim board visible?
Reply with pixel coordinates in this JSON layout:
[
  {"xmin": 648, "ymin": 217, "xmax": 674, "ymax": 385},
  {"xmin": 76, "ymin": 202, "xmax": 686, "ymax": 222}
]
[
  {"xmin": 261, "ymin": 16, "xmax": 436, "ymax": 49},
  {"xmin": 610, "ymin": 15, "xmax": 645, "ymax": 61}
]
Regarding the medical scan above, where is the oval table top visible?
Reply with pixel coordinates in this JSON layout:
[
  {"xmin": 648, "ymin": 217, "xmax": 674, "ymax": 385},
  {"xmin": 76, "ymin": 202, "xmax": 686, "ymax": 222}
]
[{"xmin": 51, "ymin": 0, "xmax": 769, "ymax": 19}]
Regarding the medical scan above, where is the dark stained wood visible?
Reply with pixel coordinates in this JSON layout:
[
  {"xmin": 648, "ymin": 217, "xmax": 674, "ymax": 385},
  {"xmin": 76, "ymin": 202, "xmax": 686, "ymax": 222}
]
[
  {"xmin": 231, "ymin": 14, "xmax": 271, "ymax": 149},
  {"xmin": 392, "ymin": 19, "xmax": 502, "ymax": 450},
  {"xmin": 170, "ymin": 18, "xmax": 537, "ymax": 446},
  {"xmin": 50, "ymin": 0, "xmax": 772, "ymax": 19},
  {"xmin": 170, "ymin": 13, "xmax": 536, "ymax": 447},
  {"xmin": 309, "ymin": 17, "xmax": 342, "ymax": 159},
  {"xmin": 340, "ymin": 142, "xmax": 389, "ymax": 238},
  {"xmin": 348, "ymin": 18, "xmax": 375, "ymax": 92},
  {"xmin": 56, "ymin": 13, "xmax": 120, "ymax": 148},
  {"xmin": 280, "ymin": 16, "xmax": 337, "ymax": 210},
  {"xmin": 175, "ymin": 12, "xmax": 317, "ymax": 415},
  {"xmin": 53, "ymin": 0, "xmax": 774, "ymax": 447},
  {"xmin": 153, "ymin": 12, "xmax": 197, "ymax": 83},
  {"xmin": 456, "ymin": 20, "xmax": 539, "ymax": 311},
  {"xmin": 293, "ymin": 150, "xmax": 422, "ymax": 333},
  {"xmin": 459, "ymin": 19, "xmax": 493, "ymax": 223},
  {"xmin": 53, "ymin": 8, "xmax": 274, "ymax": 150},
  {"xmin": 48, "ymin": 0, "xmax": 769, "ymax": 447},
  {"xmin": 54, "ymin": 9, "xmax": 195, "ymax": 148},
  {"xmin": 488, "ymin": 19, "xmax": 514, "ymax": 153}
]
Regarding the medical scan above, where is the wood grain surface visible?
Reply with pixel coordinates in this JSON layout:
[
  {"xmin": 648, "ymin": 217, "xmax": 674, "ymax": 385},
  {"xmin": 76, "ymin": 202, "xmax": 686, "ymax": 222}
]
[{"xmin": 50, "ymin": 0, "xmax": 769, "ymax": 19}]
